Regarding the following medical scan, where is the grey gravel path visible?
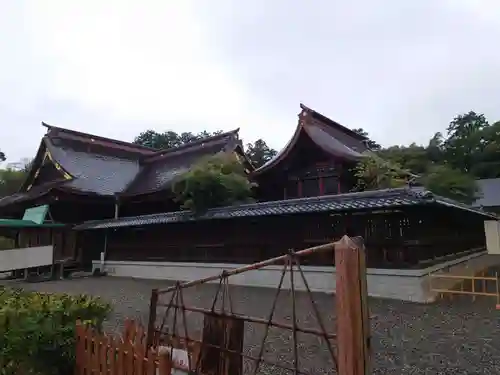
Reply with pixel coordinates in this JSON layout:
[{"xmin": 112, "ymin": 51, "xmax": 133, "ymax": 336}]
[{"xmin": 2, "ymin": 276, "xmax": 500, "ymax": 374}]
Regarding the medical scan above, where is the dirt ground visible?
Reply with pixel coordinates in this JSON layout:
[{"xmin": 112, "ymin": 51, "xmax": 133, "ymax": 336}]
[{"xmin": 1, "ymin": 276, "xmax": 499, "ymax": 375}]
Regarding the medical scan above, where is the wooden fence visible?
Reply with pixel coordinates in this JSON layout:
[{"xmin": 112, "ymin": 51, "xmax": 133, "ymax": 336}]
[
  {"xmin": 429, "ymin": 270, "xmax": 500, "ymax": 308},
  {"xmin": 75, "ymin": 319, "xmax": 200, "ymax": 375},
  {"xmin": 146, "ymin": 235, "xmax": 371, "ymax": 375},
  {"xmin": 76, "ymin": 235, "xmax": 371, "ymax": 375}
]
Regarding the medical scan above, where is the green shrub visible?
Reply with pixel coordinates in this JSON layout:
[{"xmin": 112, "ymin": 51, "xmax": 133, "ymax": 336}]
[
  {"xmin": 172, "ymin": 153, "xmax": 256, "ymax": 214},
  {"xmin": 0, "ymin": 287, "xmax": 111, "ymax": 375}
]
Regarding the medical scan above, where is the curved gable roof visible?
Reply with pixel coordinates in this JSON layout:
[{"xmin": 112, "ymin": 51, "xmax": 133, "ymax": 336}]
[{"xmin": 253, "ymin": 104, "xmax": 369, "ymax": 176}]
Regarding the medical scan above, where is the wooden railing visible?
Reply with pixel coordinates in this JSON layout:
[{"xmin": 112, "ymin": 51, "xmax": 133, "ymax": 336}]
[{"xmin": 429, "ymin": 271, "xmax": 500, "ymax": 308}]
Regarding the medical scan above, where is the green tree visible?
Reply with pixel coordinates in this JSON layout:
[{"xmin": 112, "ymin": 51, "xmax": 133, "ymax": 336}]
[
  {"xmin": 352, "ymin": 128, "xmax": 381, "ymax": 150},
  {"xmin": 0, "ymin": 168, "xmax": 26, "ymax": 197},
  {"xmin": 444, "ymin": 111, "xmax": 489, "ymax": 173},
  {"xmin": 245, "ymin": 139, "xmax": 277, "ymax": 168},
  {"xmin": 353, "ymin": 157, "xmax": 408, "ymax": 191},
  {"xmin": 353, "ymin": 156, "xmax": 478, "ymax": 204},
  {"xmin": 0, "ymin": 150, "xmax": 5, "ymax": 162},
  {"xmin": 426, "ymin": 132, "xmax": 445, "ymax": 164},
  {"xmin": 420, "ymin": 164, "xmax": 478, "ymax": 204},
  {"xmin": 133, "ymin": 130, "xmax": 223, "ymax": 150},
  {"xmin": 133, "ymin": 129, "xmax": 278, "ymax": 169},
  {"xmin": 171, "ymin": 153, "xmax": 255, "ymax": 213},
  {"xmin": 377, "ymin": 144, "xmax": 430, "ymax": 175},
  {"xmin": 466, "ymin": 121, "xmax": 500, "ymax": 178}
]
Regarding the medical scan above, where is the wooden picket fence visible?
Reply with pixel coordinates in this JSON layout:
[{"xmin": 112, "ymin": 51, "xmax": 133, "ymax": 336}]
[{"xmin": 75, "ymin": 319, "xmax": 200, "ymax": 375}]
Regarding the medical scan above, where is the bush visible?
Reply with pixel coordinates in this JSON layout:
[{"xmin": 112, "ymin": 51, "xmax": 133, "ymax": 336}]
[
  {"xmin": 353, "ymin": 157, "xmax": 408, "ymax": 191},
  {"xmin": 172, "ymin": 153, "xmax": 256, "ymax": 213},
  {"xmin": 0, "ymin": 287, "xmax": 111, "ymax": 375}
]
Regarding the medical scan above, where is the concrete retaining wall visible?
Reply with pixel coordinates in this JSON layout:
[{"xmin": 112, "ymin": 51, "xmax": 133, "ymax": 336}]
[{"xmin": 93, "ymin": 251, "xmax": 493, "ymax": 303}]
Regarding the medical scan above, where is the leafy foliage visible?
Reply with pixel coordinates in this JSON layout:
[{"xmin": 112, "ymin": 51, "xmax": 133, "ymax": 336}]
[
  {"xmin": 133, "ymin": 129, "xmax": 223, "ymax": 150},
  {"xmin": 133, "ymin": 129, "xmax": 278, "ymax": 169},
  {"xmin": 353, "ymin": 155, "xmax": 478, "ymax": 203},
  {"xmin": 444, "ymin": 111, "xmax": 490, "ymax": 174},
  {"xmin": 172, "ymin": 153, "xmax": 255, "ymax": 213},
  {"xmin": 420, "ymin": 164, "xmax": 478, "ymax": 204},
  {"xmin": 352, "ymin": 128, "xmax": 381, "ymax": 150},
  {"xmin": 0, "ymin": 168, "xmax": 27, "ymax": 198},
  {"xmin": 245, "ymin": 139, "xmax": 277, "ymax": 168},
  {"xmin": 0, "ymin": 288, "xmax": 111, "ymax": 375},
  {"xmin": 376, "ymin": 112, "xmax": 500, "ymax": 180},
  {"xmin": 0, "ymin": 150, "xmax": 5, "ymax": 162},
  {"xmin": 353, "ymin": 157, "xmax": 408, "ymax": 191},
  {"xmin": 377, "ymin": 144, "xmax": 432, "ymax": 175},
  {"xmin": 353, "ymin": 110, "xmax": 500, "ymax": 203}
]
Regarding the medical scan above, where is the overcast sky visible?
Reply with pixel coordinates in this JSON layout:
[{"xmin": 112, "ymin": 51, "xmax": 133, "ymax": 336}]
[{"xmin": 1, "ymin": 0, "xmax": 500, "ymax": 163}]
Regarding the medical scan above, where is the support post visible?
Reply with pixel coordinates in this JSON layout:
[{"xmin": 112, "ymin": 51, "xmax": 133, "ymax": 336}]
[
  {"xmin": 100, "ymin": 231, "xmax": 108, "ymax": 274},
  {"xmin": 146, "ymin": 289, "xmax": 159, "ymax": 350},
  {"xmin": 335, "ymin": 235, "xmax": 370, "ymax": 375},
  {"xmin": 114, "ymin": 194, "xmax": 120, "ymax": 219}
]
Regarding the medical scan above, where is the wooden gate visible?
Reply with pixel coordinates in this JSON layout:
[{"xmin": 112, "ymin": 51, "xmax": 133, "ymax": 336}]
[{"xmin": 146, "ymin": 235, "xmax": 371, "ymax": 375}]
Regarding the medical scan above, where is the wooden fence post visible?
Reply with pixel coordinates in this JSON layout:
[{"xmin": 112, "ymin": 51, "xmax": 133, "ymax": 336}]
[{"xmin": 335, "ymin": 235, "xmax": 370, "ymax": 375}]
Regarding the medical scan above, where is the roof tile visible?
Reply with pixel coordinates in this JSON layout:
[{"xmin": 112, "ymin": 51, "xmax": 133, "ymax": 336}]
[{"xmin": 74, "ymin": 187, "xmax": 496, "ymax": 230}]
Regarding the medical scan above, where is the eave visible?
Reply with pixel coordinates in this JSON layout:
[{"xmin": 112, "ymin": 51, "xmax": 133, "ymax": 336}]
[{"xmin": 253, "ymin": 105, "xmax": 368, "ymax": 177}]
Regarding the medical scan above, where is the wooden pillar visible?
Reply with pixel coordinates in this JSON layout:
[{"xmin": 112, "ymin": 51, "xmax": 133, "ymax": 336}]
[
  {"xmin": 200, "ymin": 312, "xmax": 244, "ymax": 375},
  {"xmin": 335, "ymin": 235, "xmax": 370, "ymax": 375}
]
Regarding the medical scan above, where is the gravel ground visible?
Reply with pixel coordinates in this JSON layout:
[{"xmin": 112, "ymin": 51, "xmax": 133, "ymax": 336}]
[{"xmin": 1, "ymin": 276, "xmax": 500, "ymax": 374}]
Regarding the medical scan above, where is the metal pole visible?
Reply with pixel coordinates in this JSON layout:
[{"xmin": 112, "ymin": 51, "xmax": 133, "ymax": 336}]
[{"xmin": 100, "ymin": 231, "xmax": 108, "ymax": 273}]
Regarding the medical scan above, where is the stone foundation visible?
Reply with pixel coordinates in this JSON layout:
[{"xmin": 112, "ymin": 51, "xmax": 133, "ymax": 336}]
[{"xmin": 93, "ymin": 251, "xmax": 495, "ymax": 303}]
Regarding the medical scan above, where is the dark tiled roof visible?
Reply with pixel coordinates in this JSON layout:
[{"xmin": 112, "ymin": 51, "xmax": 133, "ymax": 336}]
[
  {"xmin": 124, "ymin": 131, "xmax": 241, "ymax": 195},
  {"xmin": 42, "ymin": 123, "xmax": 159, "ymax": 155},
  {"xmin": 13, "ymin": 127, "xmax": 241, "ymax": 199},
  {"xmin": 0, "ymin": 180, "xmax": 66, "ymax": 208},
  {"xmin": 254, "ymin": 104, "xmax": 369, "ymax": 175},
  {"xmin": 74, "ymin": 187, "xmax": 496, "ymax": 230},
  {"xmin": 45, "ymin": 137, "xmax": 141, "ymax": 195},
  {"xmin": 300, "ymin": 104, "xmax": 368, "ymax": 142},
  {"xmin": 473, "ymin": 178, "xmax": 500, "ymax": 207}
]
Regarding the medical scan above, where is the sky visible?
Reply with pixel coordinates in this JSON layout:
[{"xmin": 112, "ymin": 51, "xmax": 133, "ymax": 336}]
[{"xmin": 1, "ymin": 0, "xmax": 500, "ymax": 163}]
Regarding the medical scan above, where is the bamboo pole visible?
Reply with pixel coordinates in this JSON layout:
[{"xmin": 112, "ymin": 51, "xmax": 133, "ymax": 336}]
[{"xmin": 157, "ymin": 242, "xmax": 335, "ymax": 295}]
